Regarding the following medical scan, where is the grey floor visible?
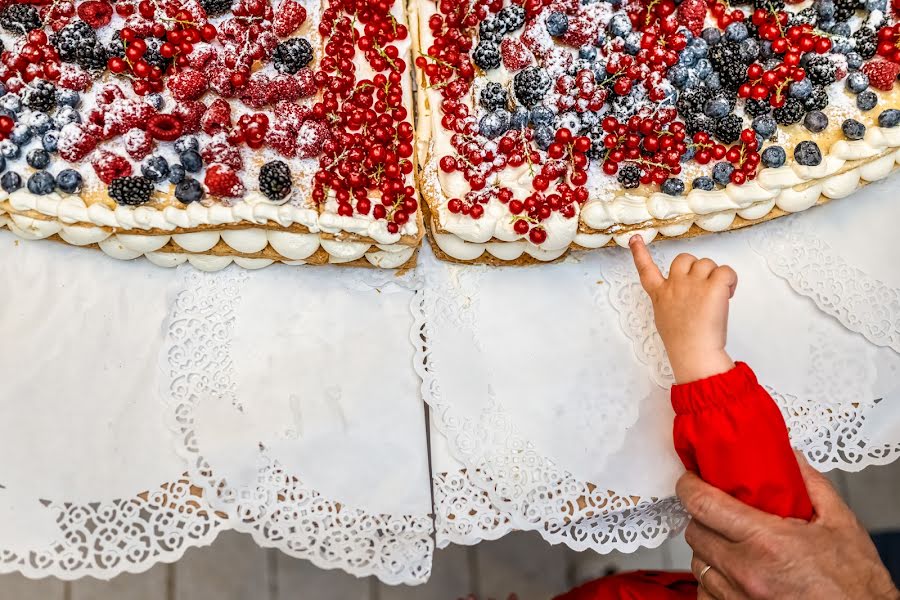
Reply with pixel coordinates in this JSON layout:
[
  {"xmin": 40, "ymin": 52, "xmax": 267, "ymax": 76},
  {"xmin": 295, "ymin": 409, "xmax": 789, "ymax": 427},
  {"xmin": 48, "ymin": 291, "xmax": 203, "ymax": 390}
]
[{"xmin": 1, "ymin": 461, "xmax": 898, "ymax": 600}]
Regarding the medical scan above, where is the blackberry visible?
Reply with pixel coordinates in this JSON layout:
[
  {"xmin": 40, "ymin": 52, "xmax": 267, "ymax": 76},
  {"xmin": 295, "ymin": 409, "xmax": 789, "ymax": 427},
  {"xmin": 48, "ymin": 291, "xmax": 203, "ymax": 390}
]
[
  {"xmin": 259, "ymin": 160, "xmax": 292, "ymax": 202},
  {"xmin": 617, "ymin": 163, "xmax": 640, "ymax": 189},
  {"xmin": 513, "ymin": 67, "xmax": 550, "ymax": 107},
  {"xmin": 0, "ymin": 5, "xmax": 42, "ymax": 35},
  {"xmin": 853, "ymin": 27, "xmax": 877, "ymax": 60},
  {"xmin": 496, "ymin": 5, "xmax": 526, "ymax": 33},
  {"xmin": 22, "ymin": 80, "xmax": 57, "ymax": 113},
  {"xmin": 773, "ymin": 98, "xmax": 805, "ymax": 125},
  {"xmin": 709, "ymin": 41, "xmax": 749, "ymax": 89},
  {"xmin": 51, "ymin": 21, "xmax": 97, "ymax": 63},
  {"xmin": 479, "ymin": 82, "xmax": 508, "ymax": 112},
  {"xmin": 479, "ymin": 18, "xmax": 506, "ymax": 42},
  {"xmin": 272, "ymin": 38, "xmax": 314, "ymax": 74},
  {"xmin": 714, "ymin": 114, "xmax": 743, "ymax": 143},
  {"xmin": 141, "ymin": 37, "xmax": 172, "ymax": 71},
  {"xmin": 108, "ymin": 176, "xmax": 155, "ymax": 206},
  {"xmin": 806, "ymin": 56, "xmax": 838, "ymax": 86},
  {"xmin": 676, "ymin": 86, "xmax": 713, "ymax": 118},
  {"xmin": 754, "ymin": 0, "xmax": 784, "ymax": 9},
  {"xmin": 473, "ymin": 41, "xmax": 501, "ymax": 70},
  {"xmin": 105, "ymin": 31, "xmax": 126, "ymax": 59},
  {"xmin": 833, "ymin": 0, "xmax": 858, "ymax": 21},
  {"xmin": 685, "ymin": 114, "xmax": 717, "ymax": 136},
  {"xmin": 77, "ymin": 43, "xmax": 109, "ymax": 72},
  {"xmin": 200, "ymin": 0, "xmax": 234, "ymax": 17},
  {"xmin": 789, "ymin": 7, "xmax": 818, "ymax": 26},
  {"xmin": 803, "ymin": 86, "xmax": 829, "ymax": 112},
  {"xmin": 745, "ymin": 98, "xmax": 772, "ymax": 117}
]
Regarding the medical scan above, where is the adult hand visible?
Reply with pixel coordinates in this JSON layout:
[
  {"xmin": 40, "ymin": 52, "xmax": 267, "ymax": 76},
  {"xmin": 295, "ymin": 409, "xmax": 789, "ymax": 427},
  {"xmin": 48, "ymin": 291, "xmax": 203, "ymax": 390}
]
[
  {"xmin": 629, "ymin": 235, "xmax": 737, "ymax": 383},
  {"xmin": 680, "ymin": 453, "xmax": 899, "ymax": 599}
]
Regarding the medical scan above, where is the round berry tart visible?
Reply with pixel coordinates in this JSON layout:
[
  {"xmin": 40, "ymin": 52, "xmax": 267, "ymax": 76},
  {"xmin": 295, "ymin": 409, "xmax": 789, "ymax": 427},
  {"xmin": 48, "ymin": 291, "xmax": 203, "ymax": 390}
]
[
  {"xmin": 0, "ymin": 0, "xmax": 421, "ymax": 270},
  {"xmin": 413, "ymin": 0, "xmax": 900, "ymax": 264}
]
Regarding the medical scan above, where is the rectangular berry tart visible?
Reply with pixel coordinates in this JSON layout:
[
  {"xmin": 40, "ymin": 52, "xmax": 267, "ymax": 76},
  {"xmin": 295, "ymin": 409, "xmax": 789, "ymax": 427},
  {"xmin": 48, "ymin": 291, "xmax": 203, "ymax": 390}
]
[
  {"xmin": 413, "ymin": 0, "xmax": 900, "ymax": 264},
  {"xmin": 0, "ymin": 0, "xmax": 421, "ymax": 270}
]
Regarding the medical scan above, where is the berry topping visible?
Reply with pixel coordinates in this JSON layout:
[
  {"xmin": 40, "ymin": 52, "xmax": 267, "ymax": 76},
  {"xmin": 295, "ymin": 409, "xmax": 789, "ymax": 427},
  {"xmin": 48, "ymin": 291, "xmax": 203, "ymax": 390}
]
[
  {"xmin": 1, "ymin": 171, "xmax": 21, "ymax": 193},
  {"xmin": 205, "ymin": 163, "xmax": 245, "ymax": 197},
  {"xmin": 175, "ymin": 178, "xmax": 204, "ymax": 204},
  {"xmin": 200, "ymin": 0, "xmax": 236, "ymax": 17},
  {"xmin": 841, "ymin": 118, "xmax": 866, "ymax": 140},
  {"xmin": 692, "ymin": 176, "xmax": 715, "ymax": 191},
  {"xmin": 473, "ymin": 41, "xmax": 501, "ymax": 70},
  {"xmin": 272, "ymin": 38, "xmax": 314, "ymax": 74},
  {"xmin": 273, "ymin": 0, "xmax": 308, "ymax": 37},
  {"xmin": 677, "ymin": 0, "xmax": 707, "ymax": 36},
  {"xmin": 545, "ymin": 12, "xmax": 568, "ymax": 37},
  {"xmin": 109, "ymin": 176, "xmax": 155, "ymax": 206},
  {"xmin": 879, "ymin": 109, "xmax": 900, "ymax": 127},
  {"xmin": 147, "ymin": 114, "xmax": 184, "ymax": 141},
  {"xmin": 861, "ymin": 59, "xmax": 900, "ymax": 91},
  {"xmin": 661, "ymin": 177, "xmax": 685, "ymax": 196},
  {"xmin": 761, "ymin": 146, "xmax": 786, "ymax": 168},
  {"xmin": 167, "ymin": 69, "xmax": 209, "ymax": 101},
  {"xmin": 617, "ymin": 163, "xmax": 640, "ymax": 189},
  {"xmin": 259, "ymin": 160, "xmax": 292, "ymax": 202},
  {"xmin": 857, "ymin": 90, "xmax": 878, "ymax": 111},
  {"xmin": 803, "ymin": 110, "xmax": 828, "ymax": 132},
  {"xmin": 794, "ymin": 140, "xmax": 822, "ymax": 166},
  {"xmin": 27, "ymin": 171, "xmax": 56, "ymax": 195},
  {"xmin": 513, "ymin": 66, "xmax": 550, "ymax": 107},
  {"xmin": 57, "ymin": 169, "xmax": 83, "ymax": 194},
  {"xmin": 0, "ymin": 5, "xmax": 42, "ymax": 35}
]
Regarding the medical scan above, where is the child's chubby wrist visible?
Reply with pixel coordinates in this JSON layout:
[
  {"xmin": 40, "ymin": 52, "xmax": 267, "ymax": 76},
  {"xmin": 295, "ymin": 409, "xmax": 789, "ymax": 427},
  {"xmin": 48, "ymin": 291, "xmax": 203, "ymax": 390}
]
[{"xmin": 666, "ymin": 345, "xmax": 734, "ymax": 384}]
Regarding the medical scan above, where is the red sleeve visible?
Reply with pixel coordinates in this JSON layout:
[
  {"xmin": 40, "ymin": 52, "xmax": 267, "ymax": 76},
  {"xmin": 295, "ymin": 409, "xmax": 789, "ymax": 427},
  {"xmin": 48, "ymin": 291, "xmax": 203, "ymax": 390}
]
[{"xmin": 671, "ymin": 362, "xmax": 813, "ymax": 520}]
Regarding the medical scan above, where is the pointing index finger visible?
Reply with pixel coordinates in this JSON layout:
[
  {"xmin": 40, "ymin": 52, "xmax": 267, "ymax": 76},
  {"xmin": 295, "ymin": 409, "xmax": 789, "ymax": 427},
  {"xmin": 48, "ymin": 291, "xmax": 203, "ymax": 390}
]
[{"xmin": 629, "ymin": 234, "xmax": 665, "ymax": 292}]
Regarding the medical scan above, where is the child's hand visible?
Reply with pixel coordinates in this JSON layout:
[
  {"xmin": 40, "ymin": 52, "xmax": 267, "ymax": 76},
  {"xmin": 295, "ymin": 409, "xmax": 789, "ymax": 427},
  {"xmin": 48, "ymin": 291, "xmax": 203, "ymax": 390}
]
[{"xmin": 629, "ymin": 235, "xmax": 737, "ymax": 384}]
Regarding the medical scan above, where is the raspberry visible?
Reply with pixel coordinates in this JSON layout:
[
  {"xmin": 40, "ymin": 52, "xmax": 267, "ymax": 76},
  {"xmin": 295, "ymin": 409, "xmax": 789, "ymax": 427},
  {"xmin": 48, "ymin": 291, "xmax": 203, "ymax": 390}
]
[
  {"xmin": 76, "ymin": 1, "xmax": 113, "ymax": 28},
  {"xmin": 57, "ymin": 123, "xmax": 99, "ymax": 162},
  {"xmin": 93, "ymin": 151, "xmax": 133, "ymax": 185},
  {"xmin": 167, "ymin": 68, "xmax": 209, "ymax": 101},
  {"xmin": 274, "ymin": 101, "xmax": 311, "ymax": 132},
  {"xmin": 204, "ymin": 164, "xmax": 245, "ymax": 197},
  {"xmin": 124, "ymin": 128, "xmax": 154, "ymax": 160},
  {"xmin": 208, "ymin": 65, "xmax": 238, "ymax": 97},
  {"xmin": 202, "ymin": 98, "xmax": 232, "ymax": 135},
  {"xmin": 201, "ymin": 133, "xmax": 243, "ymax": 170},
  {"xmin": 172, "ymin": 100, "xmax": 206, "ymax": 134},
  {"xmin": 265, "ymin": 126, "xmax": 297, "ymax": 157},
  {"xmin": 189, "ymin": 46, "xmax": 220, "ymax": 71},
  {"xmin": 273, "ymin": 0, "xmax": 306, "ymax": 37},
  {"xmin": 240, "ymin": 73, "xmax": 274, "ymax": 108},
  {"xmin": 295, "ymin": 119, "xmax": 330, "ymax": 159},
  {"xmin": 294, "ymin": 68, "xmax": 316, "ymax": 98},
  {"xmin": 861, "ymin": 59, "xmax": 900, "ymax": 91},
  {"xmin": 560, "ymin": 14, "xmax": 599, "ymax": 48},
  {"xmin": 677, "ymin": 0, "xmax": 706, "ymax": 36},
  {"xmin": 57, "ymin": 64, "xmax": 92, "ymax": 91},
  {"xmin": 500, "ymin": 38, "xmax": 533, "ymax": 72},
  {"xmin": 147, "ymin": 114, "xmax": 184, "ymax": 141},
  {"xmin": 269, "ymin": 73, "xmax": 304, "ymax": 101},
  {"xmin": 103, "ymin": 99, "xmax": 154, "ymax": 137},
  {"xmin": 123, "ymin": 14, "xmax": 155, "ymax": 37},
  {"xmin": 96, "ymin": 83, "xmax": 126, "ymax": 105},
  {"xmin": 174, "ymin": 0, "xmax": 209, "ymax": 24}
]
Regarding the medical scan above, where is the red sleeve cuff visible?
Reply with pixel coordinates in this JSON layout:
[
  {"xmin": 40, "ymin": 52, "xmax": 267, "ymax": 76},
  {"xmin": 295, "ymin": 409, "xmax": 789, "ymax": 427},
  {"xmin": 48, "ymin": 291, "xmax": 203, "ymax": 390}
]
[{"xmin": 671, "ymin": 362, "xmax": 759, "ymax": 415}]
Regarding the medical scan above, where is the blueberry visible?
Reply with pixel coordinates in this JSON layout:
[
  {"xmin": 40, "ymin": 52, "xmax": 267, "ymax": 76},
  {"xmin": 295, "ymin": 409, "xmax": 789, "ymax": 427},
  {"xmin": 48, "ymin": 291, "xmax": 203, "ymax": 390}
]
[
  {"xmin": 761, "ymin": 145, "xmax": 786, "ymax": 168},
  {"xmin": 546, "ymin": 11, "xmax": 568, "ymax": 36},
  {"xmin": 578, "ymin": 45, "xmax": 597, "ymax": 61},
  {"xmin": 1, "ymin": 171, "xmax": 21, "ymax": 193},
  {"xmin": 53, "ymin": 106, "xmax": 81, "ymax": 128},
  {"xmin": 857, "ymin": 90, "xmax": 878, "ymax": 111},
  {"xmin": 56, "ymin": 89, "xmax": 80, "ymax": 107},
  {"xmin": 842, "ymin": 118, "xmax": 866, "ymax": 140},
  {"xmin": 712, "ymin": 162, "xmax": 735, "ymax": 186},
  {"xmin": 816, "ymin": 0, "xmax": 835, "ymax": 19},
  {"xmin": 738, "ymin": 38, "xmax": 759, "ymax": 63},
  {"xmin": 705, "ymin": 73, "xmax": 722, "ymax": 90},
  {"xmin": 0, "ymin": 140, "xmax": 19, "ymax": 159},
  {"xmin": 794, "ymin": 140, "xmax": 822, "ymax": 166},
  {"xmin": 10, "ymin": 124, "xmax": 31, "ymax": 145},
  {"xmin": 42, "ymin": 131, "xmax": 59, "ymax": 153},
  {"xmin": 661, "ymin": 177, "xmax": 685, "ymax": 196},
  {"xmin": 701, "ymin": 27, "xmax": 721, "ymax": 45},
  {"xmin": 692, "ymin": 176, "xmax": 715, "ymax": 191},
  {"xmin": 691, "ymin": 37, "xmax": 709, "ymax": 57},
  {"xmin": 681, "ymin": 146, "xmax": 696, "ymax": 162},
  {"xmin": 478, "ymin": 109, "xmax": 509, "ymax": 138},
  {"xmin": 0, "ymin": 94, "xmax": 21, "ymax": 113},
  {"xmin": 174, "ymin": 178, "xmax": 204, "ymax": 204},
  {"xmin": 27, "ymin": 112, "xmax": 52, "ymax": 135},
  {"xmin": 0, "ymin": 155, "xmax": 5, "ymax": 173},
  {"xmin": 678, "ymin": 48, "xmax": 697, "ymax": 67},
  {"xmin": 817, "ymin": 18, "xmax": 836, "ymax": 33},
  {"xmin": 534, "ymin": 125, "xmax": 554, "ymax": 150},
  {"xmin": 623, "ymin": 31, "xmax": 641, "ymax": 54},
  {"xmin": 695, "ymin": 58, "xmax": 712, "ymax": 79},
  {"xmin": 668, "ymin": 65, "xmax": 688, "ymax": 88},
  {"xmin": 752, "ymin": 115, "xmax": 777, "ymax": 139},
  {"xmin": 529, "ymin": 106, "xmax": 554, "ymax": 127},
  {"xmin": 831, "ymin": 22, "xmax": 850, "ymax": 37},
  {"xmin": 724, "ymin": 22, "xmax": 748, "ymax": 42},
  {"xmin": 804, "ymin": 110, "xmax": 828, "ymax": 133},
  {"xmin": 145, "ymin": 93, "xmax": 164, "ymax": 110},
  {"xmin": 26, "ymin": 148, "xmax": 50, "ymax": 170},
  {"xmin": 0, "ymin": 83, "xmax": 7, "ymax": 97},
  {"xmin": 685, "ymin": 70, "xmax": 702, "ymax": 89},
  {"xmin": 759, "ymin": 40, "xmax": 774, "ymax": 60},
  {"xmin": 168, "ymin": 163, "xmax": 186, "ymax": 185},
  {"xmin": 55, "ymin": 169, "xmax": 82, "ymax": 193},
  {"xmin": 846, "ymin": 52, "xmax": 863, "ymax": 71},
  {"xmin": 510, "ymin": 106, "xmax": 529, "ymax": 129},
  {"xmin": 608, "ymin": 13, "xmax": 631, "ymax": 37},
  {"xmin": 704, "ymin": 97, "xmax": 729, "ymax": 118},
  {"xmin": 27, "ymin": 171, "xmax": 55, "ymax": 195},
  {"xmin": 179, "ymin": 150, "xmax": 203, "ymax": 173},
  {"xmin": 878, "ymin": 109, "xmax": 900, "ymax": 128},
  {"xmin": 864, "ymin": 0, "xmax": 887, "ymax": 9},
  {"xmin": 174, "ymin": 136, "xmax": 200, "ymax": 154},
  {"xmin": 141, "ymin": 155, "xmax": 170, "ymax": 182},
  {"xmin": 846, "ymin": 72, "xmax": 869, "ymax": 94},
  {"xmin": 788, "ymin": 78, "xmax": 813, "ymax": 99}
]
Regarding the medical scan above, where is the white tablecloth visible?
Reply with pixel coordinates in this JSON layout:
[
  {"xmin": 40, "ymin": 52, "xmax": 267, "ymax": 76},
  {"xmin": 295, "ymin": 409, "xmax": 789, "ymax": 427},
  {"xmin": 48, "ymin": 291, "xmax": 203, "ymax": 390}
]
[{"xmin": 1, "ymin": 178, "xmax": 898, "ymax": 583}]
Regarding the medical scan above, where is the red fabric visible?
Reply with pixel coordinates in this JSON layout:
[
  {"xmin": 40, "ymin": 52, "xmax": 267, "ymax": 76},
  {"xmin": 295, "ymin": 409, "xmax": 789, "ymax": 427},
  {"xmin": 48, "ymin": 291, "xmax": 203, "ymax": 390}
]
[{"xmin": 554, "ymin": 362, "xmax": 813, "ymax": 600}]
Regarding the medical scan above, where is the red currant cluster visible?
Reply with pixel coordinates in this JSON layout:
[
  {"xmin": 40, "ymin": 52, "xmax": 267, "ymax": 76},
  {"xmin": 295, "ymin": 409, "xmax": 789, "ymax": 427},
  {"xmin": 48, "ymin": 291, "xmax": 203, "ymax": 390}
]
[
  {"xmin": 707, "ymin": 0, "xmax": 746, "ymax": 29},
  {"xmin": 0, "ymin": 30, "xmax": 61, "ymax": 90},
  {"xmin": 312, "ymin": 0, "xmax": 417, "ymax": 232},
  {"xmin": 636, "ymin": 20, "xmax": 686, "ymax": 72},
  {"xmin": 541, "ymin": 128, "xmax": 591, "ymax": 188},
  {"xmin": 0, "ymin": 114, "xmax": 15, "ymax": 142},
  {"xmin": 554, "ymin": 69, "xmax": 607, "ymax": 113},
  {"xmin": 228, "ymin": 113, "xmax": 269, "ymax": 149},
  {"xmin": 693, "ymin": 130, "xmax": 761, "ymax": 184},
  {"xmin": 596, "ymin": 109, "xmax": 685, "ymax": 183},
  {"xmin": 446, "ymin": 186, "xmax": 513, "ymax": 220},
  {"xmin": 415, "ymin": 0, "xmax": 496, "ymax": 92},
  {"xmin": 628, "ymin": 0, "xmax": 677, "ymax": 29},
  {"xmin": 876, "ymin": 25, "xmax": 900, "ymax": 63},
  {"xmin": 738, "ymin": 61, "xmax": 806, "ymax": 107},
  {"xmin": 512, "ymin": 183, "xmax": 588, "ymax": 243}
]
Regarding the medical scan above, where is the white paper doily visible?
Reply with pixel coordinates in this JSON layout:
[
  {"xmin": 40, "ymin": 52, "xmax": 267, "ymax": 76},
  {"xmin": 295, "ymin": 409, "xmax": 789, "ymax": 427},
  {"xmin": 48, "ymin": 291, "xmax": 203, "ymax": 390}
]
[{"xmin": 162, "ymin": 265, "xmax": 434, "ymax": 585}]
